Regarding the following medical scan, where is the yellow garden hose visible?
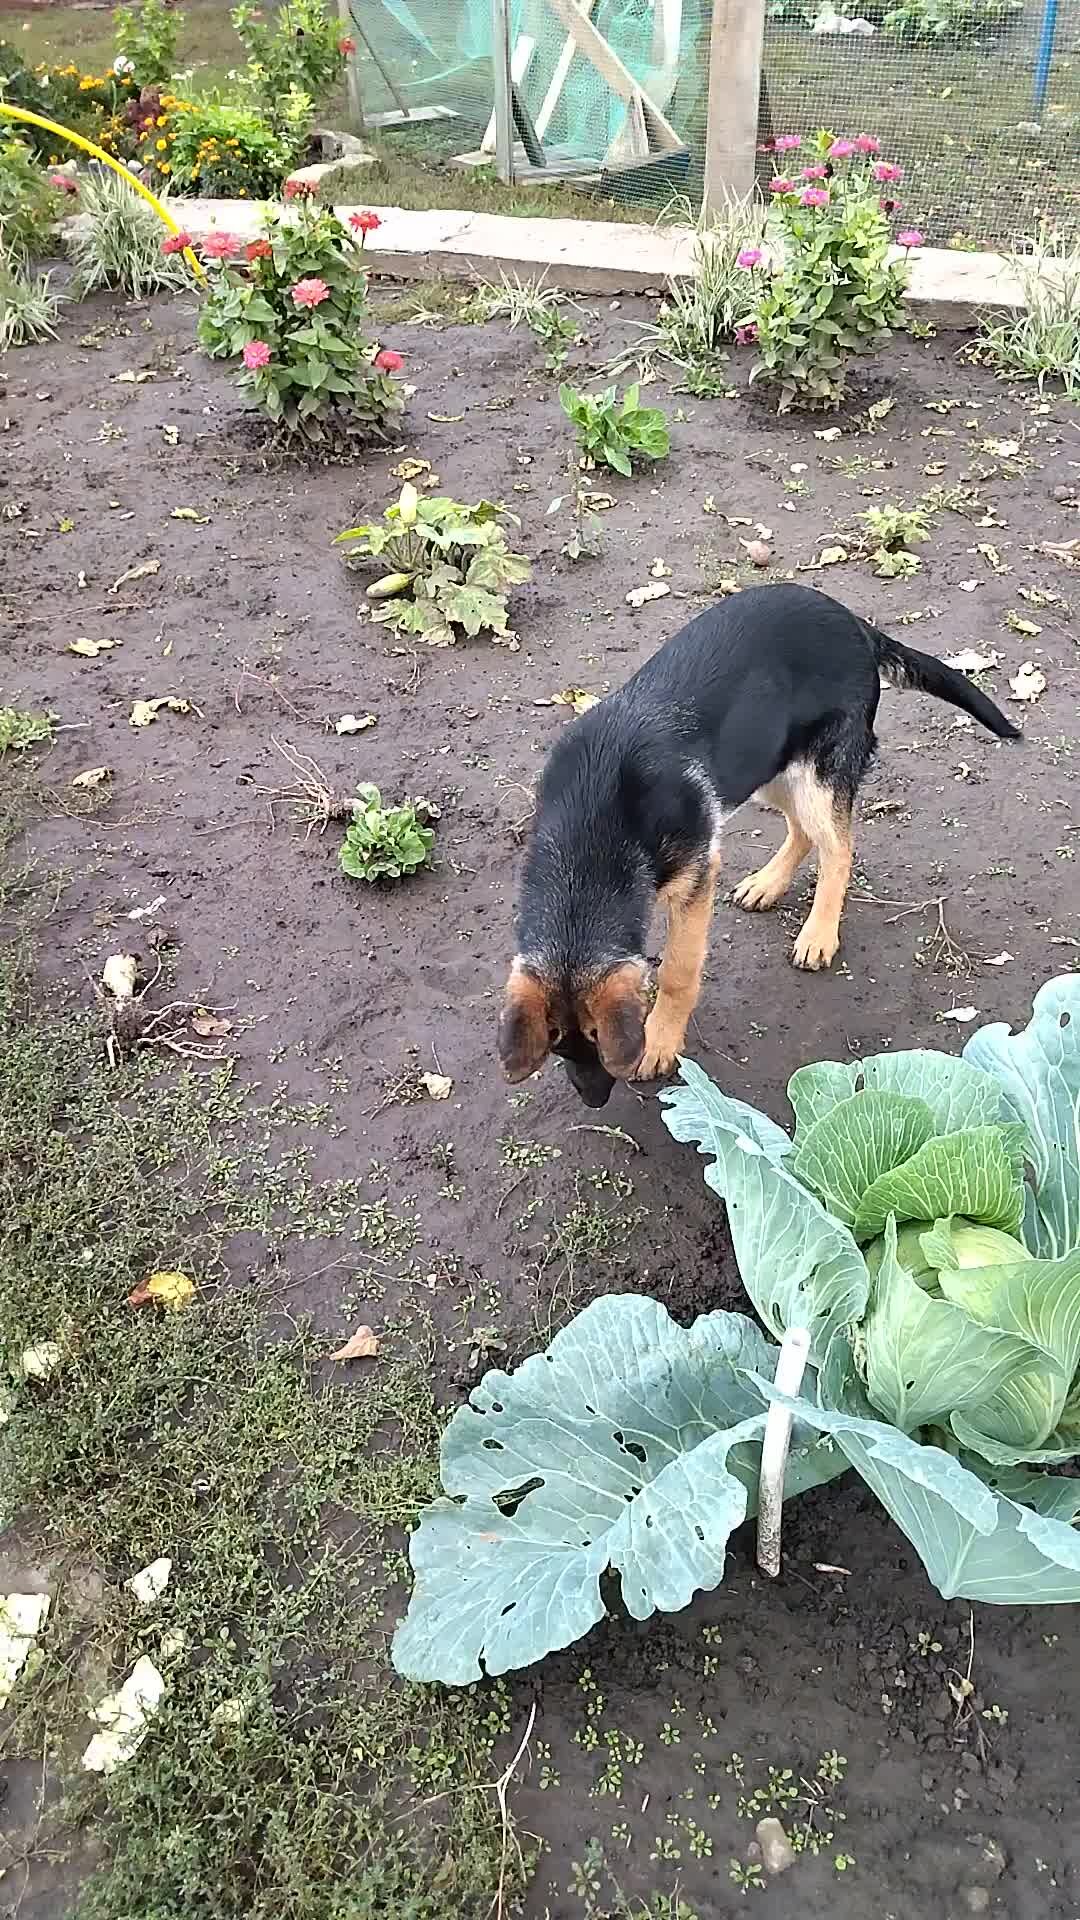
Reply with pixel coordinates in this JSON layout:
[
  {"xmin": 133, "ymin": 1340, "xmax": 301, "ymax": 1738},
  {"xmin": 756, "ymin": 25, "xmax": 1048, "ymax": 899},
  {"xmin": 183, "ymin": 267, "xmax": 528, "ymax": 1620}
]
[{"xmin": 0, "ymin": 103, "xmax": 204, "ymax": 281}]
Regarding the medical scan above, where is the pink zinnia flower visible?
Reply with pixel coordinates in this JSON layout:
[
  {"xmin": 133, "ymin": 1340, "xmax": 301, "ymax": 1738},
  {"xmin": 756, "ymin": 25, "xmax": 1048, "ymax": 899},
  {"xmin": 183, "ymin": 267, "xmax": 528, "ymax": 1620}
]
[
  {"xmin": 734, "ymin": 322, "xmax": 758, "ymax": 346},
  {"xmin": 338, "ymin": 34, "xmax": 356, "ymax": 52},
  {"xmin": 49, "ymin": 171, "xmax": 78, "ymax": 194},
  {"xmin": 801, "ymin": 164, "xmax": 828, "ymax": 181},
  {"xmin": 872, "ymin": 161, "xmax": 903, "ymax": 184},
  {"xmin": 854, "ymin": 133, "xmax": 880, "ymax": 155},
  {"xmin": 769, "ymin": 177, "xmax": 796, "ymax": 195},
  {"xmin": 202, "ymin": 231, "xmax": 241, "ymax": 260},
  {"xmin": 737, "ymin": 247, "xmax": 762, "ymax": 268},
  {"xmin": 896, "ymin": 228, "xmax": 924, "ymax": 249},
  {"xmin": 828, "ymin": 138, "xmax": 855, "ymax": 159},
  {"xmin": 375, "ymin": 348, "xmax": 404, "ymax": 372},
  {"xmin": 291, "ymin": 276, "xmax": 330, "ymax": 308},
  {"xmin": 774, "ymin": 133, "xmax": 801, "ymax": 152},
  {"xmin": 284, "ymin": 177, "xmax": 317, "ymax": 200},
  {"xmin": 800, "ymin": 188, "xmax": 830, "ymax": 209},
  {"xmin": 242, "ymin": 340, "xmax": 271, "ymax": 370},
  {"xmin": 880, "ymin": 197, "xmax": 900, "ymax": 215},
  {"xmin": 161, "ymin": 229, "xmax": 192, "ymax": 255}
]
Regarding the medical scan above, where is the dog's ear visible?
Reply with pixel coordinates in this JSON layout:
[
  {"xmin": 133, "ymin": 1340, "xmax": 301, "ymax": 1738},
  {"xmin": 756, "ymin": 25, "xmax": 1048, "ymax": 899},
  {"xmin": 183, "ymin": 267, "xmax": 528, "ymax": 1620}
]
[
  {"xmin": 498, "ymin": 964, "xmax": 552, "ymax": 1083},
  {"xmin": 584, "ymin": 963, "xmax": 648, "ymax": 1078}
]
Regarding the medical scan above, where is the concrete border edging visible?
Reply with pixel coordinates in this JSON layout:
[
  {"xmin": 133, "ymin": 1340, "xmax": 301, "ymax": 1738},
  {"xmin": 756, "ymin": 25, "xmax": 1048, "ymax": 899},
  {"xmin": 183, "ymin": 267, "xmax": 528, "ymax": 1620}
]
[{"xmin": 176, "ymin": 198, "xmax": 1034, "ymax": 328}]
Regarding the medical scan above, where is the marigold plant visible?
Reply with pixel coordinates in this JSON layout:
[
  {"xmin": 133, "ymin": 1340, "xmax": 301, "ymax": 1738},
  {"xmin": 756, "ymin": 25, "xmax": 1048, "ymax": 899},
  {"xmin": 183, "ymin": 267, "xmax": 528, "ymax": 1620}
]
[
  {"xmin": 196, "ymin": 197, "xmax": 404, "ymax": 449},
  {"xmin": 743, "ymin": 129, "xmax": 914, "ymax": 412}
]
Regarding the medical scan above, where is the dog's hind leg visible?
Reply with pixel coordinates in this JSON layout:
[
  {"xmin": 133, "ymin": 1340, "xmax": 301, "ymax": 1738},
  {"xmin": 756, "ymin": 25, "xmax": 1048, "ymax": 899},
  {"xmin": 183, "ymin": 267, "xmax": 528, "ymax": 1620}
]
[
  {"xmin": 732, "ymin": 780, "xmax": 812, "ymax": 913},
  {"xmin": 787, "ymin": 770, "xmax": 854, "ymax": 971},
  {"xmin": 635, "ymin": 857, "xmax": 720, "ymax": 1079}
]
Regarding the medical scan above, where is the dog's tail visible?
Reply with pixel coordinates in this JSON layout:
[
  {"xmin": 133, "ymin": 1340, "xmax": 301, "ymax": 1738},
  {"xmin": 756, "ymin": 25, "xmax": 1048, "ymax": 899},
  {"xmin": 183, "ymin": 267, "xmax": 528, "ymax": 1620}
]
[{"xmin": 861, "ymin": 620, "xmax": 1022, "ymax": 740}]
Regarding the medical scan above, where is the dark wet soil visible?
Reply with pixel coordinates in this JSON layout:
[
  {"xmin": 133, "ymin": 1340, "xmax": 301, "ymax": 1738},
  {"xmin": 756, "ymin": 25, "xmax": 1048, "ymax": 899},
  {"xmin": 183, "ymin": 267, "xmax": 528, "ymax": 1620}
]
[{"xmin": 4, "ymin": 287, "xmax": 1080, "ymax": 1920}]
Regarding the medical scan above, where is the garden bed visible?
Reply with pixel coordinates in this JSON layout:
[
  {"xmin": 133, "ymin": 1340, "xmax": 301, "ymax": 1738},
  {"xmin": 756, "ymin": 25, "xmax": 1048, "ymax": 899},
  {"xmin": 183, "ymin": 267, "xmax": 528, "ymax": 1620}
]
[{"xmin": 4, "ymin": 286, "xmax": 1080, "ymax": 1918}]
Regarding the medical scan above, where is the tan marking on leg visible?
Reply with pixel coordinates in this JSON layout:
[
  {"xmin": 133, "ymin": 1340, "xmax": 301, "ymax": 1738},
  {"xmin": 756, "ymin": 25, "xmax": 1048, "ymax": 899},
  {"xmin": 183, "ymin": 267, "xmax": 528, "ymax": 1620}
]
[
  {"xmin": 635, "ymin": 859, "xmax": 720, "ymax": 1079},
  {"xmin": 733, "ymin": 810, "xmax": 812, "ymax": 912},
  {"xmin": 788, "ymin": 774, "xmax": 854, "ymax": 971}
]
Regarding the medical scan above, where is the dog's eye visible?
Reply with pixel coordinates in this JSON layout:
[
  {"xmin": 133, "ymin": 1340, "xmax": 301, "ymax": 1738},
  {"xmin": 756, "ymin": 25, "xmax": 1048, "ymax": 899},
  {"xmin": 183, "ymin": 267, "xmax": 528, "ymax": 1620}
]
[
  {"xmin": 584, "ymin": 1024, "xmax": 598, "ymax": 1044},
  {"xmin": 547, "ymin": 1025, "xmax": 561, "ymax": 1046}
]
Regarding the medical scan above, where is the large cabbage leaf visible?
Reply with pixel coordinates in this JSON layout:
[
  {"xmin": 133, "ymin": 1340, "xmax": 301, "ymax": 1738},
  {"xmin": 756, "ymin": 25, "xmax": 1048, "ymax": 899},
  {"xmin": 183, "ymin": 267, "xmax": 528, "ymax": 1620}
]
[
  {"xmin": 788, "ymin": 1049, "xmax": 1001, "ymax": 1141},
  {"xmin": 757, "ymin": 1339, "xmax": 1080, "ymax": 1605},
  {"xmin": 852, "ymin": 1124, "xmax": 1027, "ymax": 1242},
  {"xmin": 391, "ymin": 1296, "xmax": 846, "ymax": 1684},
  {"xmin": 659, "ymin": 1061, "xmax": 869, "ymax": 1360},
  {"xmin": 791, "ymin": 1090, "xmax": 935, "ymax": 1227},
  {"xmin": 858, "ymin": 1217, "xmax": 1055, "ymax": 1436},
  {"xmin": 964, "ymin": 974, "xmax": 1080, "ymax": 1259}
]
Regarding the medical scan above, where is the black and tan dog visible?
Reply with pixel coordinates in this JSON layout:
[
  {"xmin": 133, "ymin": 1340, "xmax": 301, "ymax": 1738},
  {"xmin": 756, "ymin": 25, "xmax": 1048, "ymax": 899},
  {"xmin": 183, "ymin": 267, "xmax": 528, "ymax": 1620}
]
[{"xmin": 498, "ymin": 582, "xmax": 1019, "ymax": 1107}]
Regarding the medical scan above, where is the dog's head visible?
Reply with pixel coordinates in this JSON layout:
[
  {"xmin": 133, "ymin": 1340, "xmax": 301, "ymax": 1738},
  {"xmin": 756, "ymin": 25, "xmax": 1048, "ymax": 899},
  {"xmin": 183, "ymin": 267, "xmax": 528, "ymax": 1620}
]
[{"xmin": 497, "ymin": 958, "xmax": 649, "ymax": 1107}]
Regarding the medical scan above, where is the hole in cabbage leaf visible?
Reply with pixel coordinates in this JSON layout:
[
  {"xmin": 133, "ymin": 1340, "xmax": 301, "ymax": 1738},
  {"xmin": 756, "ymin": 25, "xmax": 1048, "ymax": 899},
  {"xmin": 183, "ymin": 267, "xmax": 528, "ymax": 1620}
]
[
  {"xmin": 495, "ymin": 1475, "xmax": 544, "ymax": 1516},
  {"xmin": 1060, "ymin": 1010, "xmax": 1071, "ymax": 1029},
  {"xmin": 618, "ymin": 1437, "xmax": 647, "ymax": 1464},
  {"xmin": 482, "ymin": 1437, "xmax": 505, "ymax": 1451},
  {"xmin": 500, "ymin": 1601, "xmax": 516, "ymax": 1616}
]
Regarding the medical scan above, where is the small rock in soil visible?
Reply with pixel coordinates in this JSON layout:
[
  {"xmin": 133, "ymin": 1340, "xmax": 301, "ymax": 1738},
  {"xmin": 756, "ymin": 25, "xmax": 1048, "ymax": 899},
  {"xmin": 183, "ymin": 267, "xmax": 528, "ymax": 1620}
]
[
  {"xmin": 967, "ymin": 1835, "xmax": 1008, "ymax": 1883},
  {"xmin": 960, "ymin": 1889, "xmax": 991, "ymax": 1914},
  {"xmin": 756, "ymin": 1817, "xmax": 796, "ymax": 1876}
]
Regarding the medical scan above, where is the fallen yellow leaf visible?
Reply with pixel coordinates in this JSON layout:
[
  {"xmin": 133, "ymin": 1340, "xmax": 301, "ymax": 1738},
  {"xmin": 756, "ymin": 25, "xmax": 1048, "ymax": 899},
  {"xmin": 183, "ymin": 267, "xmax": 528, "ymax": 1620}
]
[
  {"xmin": 421, "ymin": 1071, "xmax": 453, "ymax": 1100},
  {"xmin": 69, "ymin": 636, "xmax": 119, "ymax": 658},
  {"xmin": 72, "ymin": 765, "xmax": 111, "ymax": 788},
  {"xmin": 111, "ymin": 559, "xmax": 161, "ymax": 593},
  {"xmin": 130, "ymin": 697, "xmax": 190, "ymax": 728},
  {"xmin": 329, "ymin": 1324, "xmax": 380, "ymax": 1361},
  {"xmin": 128, "ymin": 1271, "xmax": 195, "ymax": 1311}
]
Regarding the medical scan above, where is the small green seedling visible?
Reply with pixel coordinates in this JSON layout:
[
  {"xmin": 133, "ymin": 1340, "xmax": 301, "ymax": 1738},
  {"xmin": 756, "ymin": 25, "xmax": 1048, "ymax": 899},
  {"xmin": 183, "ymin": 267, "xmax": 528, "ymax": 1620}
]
[
  {"xmin": 0, "ymin": 706, "xmax": 54, "ymax": 753},
  {"xmin": 559, "ymin": 380, "xmax": 670, "ymax": 477},
  {"xmin": 858, "ymin": 501, "xmax": 930, "ymax": 579},
  {"xmin": 338, "ymin": 783, "xmax": 435, "ymax": 883}
]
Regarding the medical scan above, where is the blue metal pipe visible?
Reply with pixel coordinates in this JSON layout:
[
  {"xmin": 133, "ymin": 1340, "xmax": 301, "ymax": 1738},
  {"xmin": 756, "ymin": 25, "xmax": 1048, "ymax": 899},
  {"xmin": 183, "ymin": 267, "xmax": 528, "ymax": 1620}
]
[{"xmin": 1034, "ymin": 0, "xmax": 1059, "ymax": 116}]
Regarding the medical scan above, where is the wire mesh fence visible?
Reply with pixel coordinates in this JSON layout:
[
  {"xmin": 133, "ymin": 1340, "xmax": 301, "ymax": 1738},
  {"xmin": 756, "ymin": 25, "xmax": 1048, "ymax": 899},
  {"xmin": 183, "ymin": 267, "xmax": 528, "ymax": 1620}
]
[{"xmin": 351, "ymin": 0, "xmax": 1079, "ymax": 249}]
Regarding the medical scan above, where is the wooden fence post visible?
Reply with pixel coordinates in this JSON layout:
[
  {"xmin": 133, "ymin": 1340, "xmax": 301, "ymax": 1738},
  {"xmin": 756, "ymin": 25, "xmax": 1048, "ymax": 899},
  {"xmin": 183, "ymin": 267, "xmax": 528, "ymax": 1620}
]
[
  {"xmin": 702, "ymin": 0, "xmax": 766, "ymax": 209},
  {"xmin": 490, "ymin": 0, "xmax": 516, "ymax": 183}
]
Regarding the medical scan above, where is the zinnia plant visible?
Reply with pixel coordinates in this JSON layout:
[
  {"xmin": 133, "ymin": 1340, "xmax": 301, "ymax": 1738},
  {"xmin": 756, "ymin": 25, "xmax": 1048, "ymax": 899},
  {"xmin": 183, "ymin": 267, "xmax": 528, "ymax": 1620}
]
[
  {"xmin": 195, "ymin": 197, "xmax": 404, "ymax": 449},
  {"xmin": 744, "ymin": 127, "xmax": 910, "ymax": 412}
]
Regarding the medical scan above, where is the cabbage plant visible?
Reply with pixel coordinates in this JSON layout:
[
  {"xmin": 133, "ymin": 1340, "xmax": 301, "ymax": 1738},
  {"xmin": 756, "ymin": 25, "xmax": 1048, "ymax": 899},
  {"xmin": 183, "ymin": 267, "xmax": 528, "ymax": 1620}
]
[{"xmin": 393, "ymin": 977, "xmax": 1080, "ymax": 1684}]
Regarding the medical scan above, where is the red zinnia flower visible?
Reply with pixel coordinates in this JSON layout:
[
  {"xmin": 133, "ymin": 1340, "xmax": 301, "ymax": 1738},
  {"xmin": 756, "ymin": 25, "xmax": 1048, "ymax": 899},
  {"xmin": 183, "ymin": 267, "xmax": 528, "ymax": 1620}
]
[
  {"xmin": 338, "ymin": 35, "xmax": 356, "ymax": 53},
  {"xmin": 161, "ymin": 229, "xmax": 192, "ymax": 255},
  {"xmin": 202, "ymin": 231, "xmax": 242, "ymax": 260},
  {"xmin": 349, "ymin": 210, "xmax": 381, "ymax": 233},
  {"xmin": 291, "ymin": 277, "xmax": 329, "ymax": 308},
  {"xmin": 246, "ymin": 238, "xmax": 273, "ymax": 261},
  {"xmin": 375, "ymin": 348, "xmax": 404, "ymax": 372}
]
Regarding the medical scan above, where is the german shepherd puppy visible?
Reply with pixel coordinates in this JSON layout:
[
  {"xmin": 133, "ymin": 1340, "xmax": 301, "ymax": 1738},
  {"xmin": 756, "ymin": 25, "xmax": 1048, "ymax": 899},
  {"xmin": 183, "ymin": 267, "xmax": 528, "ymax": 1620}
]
[{"xmin": 498, "ymin": 583, "xmax": 1019, "ymax": 1108}]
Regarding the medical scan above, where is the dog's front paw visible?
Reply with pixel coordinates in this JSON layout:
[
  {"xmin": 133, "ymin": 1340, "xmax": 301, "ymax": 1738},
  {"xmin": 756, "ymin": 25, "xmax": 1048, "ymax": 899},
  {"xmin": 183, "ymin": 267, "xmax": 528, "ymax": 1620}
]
[
  {"xmin": 792, "ymin": 918, "xmax": 840, "ymax": 971},
  {"xmin": 633, "ymin": 1007, "xmax": 686, "ymax": 1080},
  {"xmin": 733, "ymin": 866, "xmax": 786, "ymax": 912}
]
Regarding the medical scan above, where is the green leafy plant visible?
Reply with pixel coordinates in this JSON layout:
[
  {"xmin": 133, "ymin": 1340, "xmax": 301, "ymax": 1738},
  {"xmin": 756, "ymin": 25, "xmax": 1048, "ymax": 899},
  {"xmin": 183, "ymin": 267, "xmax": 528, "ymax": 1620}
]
[
  {"xmin": 197, "ymin": 194, "xmax": 403, "ymax": 450},
  {"xmin": 559, "ymin": 380, "xmax": 670, "ymax": 476},
  {"xmin": 0, "ymin": 41, "xmax": 137, "ymax": 155},
  {"xmin": 114, "ymin": 0, "xmax": 183, "ymax": 87},
  {"xmin": 335, "ymin": 482, "xmax": 531, "ymax": 648},
  {"xmin": 631, "ymin": 198, "xmax": 768, "ymax": 387},
  {"xmin": 0, "ymin": 705, "xmax": 54, "ymax": 752},
  {"xmin": 857, "ymin": 501, "xmax": 930, "ymax": 577},
  {"xmin": 392, "ymin": 975, "xmax": 1080, "ymax": 1682},
  {"xmin": 0, "ymin": 258, "xmax": 62, "ymax": 348},
  {"xmin": 231, "ymin": 0, "xmax": 345, "ymax": 114},
  {"xmin": 338, "ymin": 783, "xmax": 436, "ymax": 883},
  {"xmin": 156, "ymin": 90, "xmax": 310, "ymax": 198},
  {"xmin": 979, "ymin": 229, "xmax": 1080, "ymax": 397},
  {"xmin": 65, "ymin": 170, "xmax": 190, "ymax": 296},
  {"xmin": 747, "ymin": 129, "xmax": 910, "ymax": 412},
  {"xmin": 0, "ymin": 137, "xmax": 61, "ymax": 268},
  {"xmin": 883, "ymin": 0, "xmax": 1020, "ymax": 39}
]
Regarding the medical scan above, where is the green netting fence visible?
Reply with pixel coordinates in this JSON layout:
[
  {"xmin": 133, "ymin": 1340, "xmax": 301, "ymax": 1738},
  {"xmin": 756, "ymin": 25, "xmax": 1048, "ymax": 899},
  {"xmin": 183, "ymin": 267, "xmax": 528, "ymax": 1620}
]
[{"xmin": 350, "ymin": 0, "xmax": 1079, "ymax": 248}]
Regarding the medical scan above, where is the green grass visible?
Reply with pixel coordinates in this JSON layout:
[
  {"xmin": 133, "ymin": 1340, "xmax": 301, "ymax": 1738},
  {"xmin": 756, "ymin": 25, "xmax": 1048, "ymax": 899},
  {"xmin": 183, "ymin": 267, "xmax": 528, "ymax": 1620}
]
[{"xmin": 0, "ymin": 781, "xmax": 527, "ymax": 1919}]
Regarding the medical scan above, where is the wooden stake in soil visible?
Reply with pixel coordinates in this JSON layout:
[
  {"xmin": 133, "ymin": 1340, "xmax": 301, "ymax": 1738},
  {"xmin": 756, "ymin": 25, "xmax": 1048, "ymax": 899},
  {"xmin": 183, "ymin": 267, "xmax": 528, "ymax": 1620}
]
[{"xmin": 757, "ymin": 1325, "xmax": 811, "ymax": 1580}]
